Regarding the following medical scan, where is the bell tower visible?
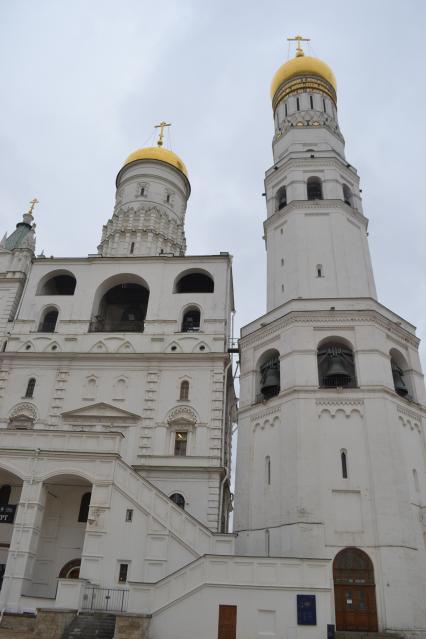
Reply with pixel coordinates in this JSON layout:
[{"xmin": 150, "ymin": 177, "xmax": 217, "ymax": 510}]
[
  {"xmin": 234, "ymin": 39, "xmax": 426, "ymax": 634},
  {"xmin": 265, "ymin": 37, "xmax": 376, "ymax": 311}
]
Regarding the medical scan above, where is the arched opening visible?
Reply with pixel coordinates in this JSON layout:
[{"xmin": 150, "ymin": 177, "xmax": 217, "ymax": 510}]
[
  {"xmin": 257, "ymin": 349, "xmax": 280, "ymax": 401},
  {"xmin": 29, "ymin": 474, "xmax": 92, "ymax": 598},
  {"xmin": 265, "ymin": 456, "xmax": 271, "ymax": 485},
  {"xmin": 0, "ymin": 469, "xmax": 23, "ymax": 591},
  {"xmin": 170, "ymin": 493, "xmax": 185, "ymax": 509},
  {"xmin": 181, "ymin": 307, "xmax": 201, "ymax": 332},
  {"xmin": 317, "ymin": 339, "xmax": 356, "ymax": 388},
  {"xmin": 343, "ymin": 184, "xmax": 353, "ymax": 207},
  {"xmin": 333, "ymin": 548, "xmax": 378, "ymax": 631},
  {"xmin": 90, "ymin": 279, "xmax": 149, "ymax": 332},
  {"xmin": 179, "ymin": 380, "xmax": 189, "ymax": 401},
  {"xmin": 390, "ymin": 349, "xmax": 412, "ymax": 399},
  {"xmin": 174, "ymin": 270, "xmax": 214, "ymax": 293},
  {"xmin": 307, "ymin": 176, "xmax": 323, "ymax": 200},
  {"xmin": 38, "ymin": 308, "xmax": 58, "ymax": 333},
  {"xmin": 37, "ymin": 271, "xmax": 76, "ymax": 295},
  {"xmin": 58, "ymin": 558, "xmax": 81, "ymax": 580},
  {"xmin": 276, "ymin": 186, "xmax": 287, "ymax": 210},
  {"xmin": 25, "ymin": 378, "xmax": 36, "ymax": 398}
]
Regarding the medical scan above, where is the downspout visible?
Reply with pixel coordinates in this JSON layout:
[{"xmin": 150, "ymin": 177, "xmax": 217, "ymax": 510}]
[{"xmin": 218, "ymin": 255, "xmax": 234, "ymax": 532}]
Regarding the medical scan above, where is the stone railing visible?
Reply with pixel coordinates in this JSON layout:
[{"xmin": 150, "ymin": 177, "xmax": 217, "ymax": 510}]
[
  {"xmin": 0, "ymin": 429, "xmax": 123, "ymax": 455},
  {"xmin": 114, "ymin": 460, "xmax": 235, "ymax": 557},
  {"xmin": 127, "ymin": 554, "xmax": 332, "ymax": 614}
]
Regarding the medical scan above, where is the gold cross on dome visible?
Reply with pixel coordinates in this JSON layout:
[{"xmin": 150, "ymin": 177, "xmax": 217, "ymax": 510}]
[
  {"xmin": 28, "ymin": 198, "xmax": 39, "ymax": 215},
  {"xmin": 154, "ymin": 121, "xmax": 171, "ymax": 147},
  {"xmin": 287, "ymin": 34, "xmax": 310, "ymax": 57}
]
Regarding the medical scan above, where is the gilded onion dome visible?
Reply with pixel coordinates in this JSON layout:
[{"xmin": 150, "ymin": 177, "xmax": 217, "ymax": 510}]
[
  {"xmin": 271, "ymin": 46, "xmax": 337, "ymax": 112},
  {"xmin": 123, "ymin": 145, "xmax": 188, "ymax": 178}
]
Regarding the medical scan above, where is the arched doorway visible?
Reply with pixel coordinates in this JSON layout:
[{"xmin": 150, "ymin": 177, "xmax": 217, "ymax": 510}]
[{"xmin": 333, "ymin": 548, "xmax": 378, "ymax": 631}]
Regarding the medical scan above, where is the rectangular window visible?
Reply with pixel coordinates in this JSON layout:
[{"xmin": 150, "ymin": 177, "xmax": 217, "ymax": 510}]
[
  {"xmin": 174, "ymin": 431, "xmax": 188, "ymax": 456},
  {"xmin": 310, "ymin": 95, "xmax": 314, "ymax": 109},
  {"xmin": 118, "ymin": 563, "xmax": 128, "ymax": 583},
  {"xmin": 125, "ymin": 509, "xmax": 133, "ymax": 522}
]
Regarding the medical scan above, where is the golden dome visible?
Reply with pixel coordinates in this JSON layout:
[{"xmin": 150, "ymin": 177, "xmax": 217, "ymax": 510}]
[
  {"xmin": 123, "ymin": 146, "xmax": 188, "ymax": 178},
  {"xmin": 271, "ymin": 52, "xmax": 336, "ymax": 105}
]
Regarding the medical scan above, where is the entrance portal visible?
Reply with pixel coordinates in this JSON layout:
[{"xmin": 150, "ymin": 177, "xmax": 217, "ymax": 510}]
[{"xmin": 333, "ymin": 547, "xmax": 378, "ymax": 631}]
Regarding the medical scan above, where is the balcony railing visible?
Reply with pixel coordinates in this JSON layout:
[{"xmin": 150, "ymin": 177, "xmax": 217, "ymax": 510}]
[{"xmin": 89, "ymin": 319, "xmax": 144, "ymax": 333}]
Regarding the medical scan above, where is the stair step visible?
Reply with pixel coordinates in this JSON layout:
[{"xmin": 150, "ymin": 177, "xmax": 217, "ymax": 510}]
[
  {"xmin": 335, "ymin": 633, "xmax": 404, "ymax": 639},
  {"xmin": 61, "ymin": 614, "xmax": 116, "ymax": 639}
]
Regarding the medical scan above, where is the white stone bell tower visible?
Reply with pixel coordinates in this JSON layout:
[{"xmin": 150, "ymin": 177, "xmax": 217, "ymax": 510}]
[
  {"xmin": 98, "ymin": 123, "xmax": 190, "ymax": 257},
  {"xmin": 234, "ymin": 37, "xmax": 426, "ymax": 634}
]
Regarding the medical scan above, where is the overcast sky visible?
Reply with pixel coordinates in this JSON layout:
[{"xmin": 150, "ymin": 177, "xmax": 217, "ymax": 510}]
[{"xmin": 0, "ymin": 0, "xmax": 425, "ymax": 368}]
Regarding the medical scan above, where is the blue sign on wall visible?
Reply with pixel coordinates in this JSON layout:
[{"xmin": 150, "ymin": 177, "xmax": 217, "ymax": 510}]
[
  {"xmin": 0, "ymin": 505, "xmax": 16, "ymax": 524},
  {"xmin": 297, "ymin": 594, "xmax": 317, "ymax": 625}
]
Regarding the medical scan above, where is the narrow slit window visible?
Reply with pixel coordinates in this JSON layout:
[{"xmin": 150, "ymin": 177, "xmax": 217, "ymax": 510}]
[
  {"xmin": 296, "ymin": 97, "xmax": 300, "ymax": 111},
  {"xmin": 341, "ymin": 451, "xmax": 348, "ymax": 479},
  {"xmin": 130, "ymin": 242, "xmax": 135, "ymax": 254},
  {"xmin": 310, "ymin": 95, "xmax": 314, "ymax": 109},
  {"xmin": 285, "ymin": 103, "xmax": 288, "ymax": 117},
  {"xmin": 140, "ymin": 186, "xmax": 145, "ymax": 196},
  {"xmin": 323, "ymin": 98, "xmax": 327, "ymax": 112},
  {"xmin": 25, "ymin": 378, "xmax": 36, "ymax": 398},
  {"xmin": 413, "ymin": 469, "xmax": 420, "ymax": 493},
  {"xmin": 125, "ymin": 509, "xmax": 133, "ymax": 522},
  {"xmin": 316, "ymin": 264, "xmax": 323, "ymax": 278},
  {"xmin": 166, "ymin": 193, "xmax": 171, "ymax": 203},
  {"xmin": 265, "ymin": 456, "xmax": 271, "ymax": 485}
]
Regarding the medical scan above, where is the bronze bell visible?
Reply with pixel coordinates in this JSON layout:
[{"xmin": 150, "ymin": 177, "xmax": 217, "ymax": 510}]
[
  {"xmin": 392, "ymin": 365, "xmax": 408, "ymax": 397},
  {"xmin": 324, "ymin": 354, "xmax": 351, "ymax": 385},
  {"xmin": 261, "ymin": 367, "xmax": 280, "ymax": 398}
]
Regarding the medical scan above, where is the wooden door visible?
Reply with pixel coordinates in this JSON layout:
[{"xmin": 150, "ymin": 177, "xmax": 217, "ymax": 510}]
[
  {"xmin": 333, "ymin": 548, "xmax": 378, "ymax": 632},
  {"xmin": 218, "ymin": 605, "xmax": 237, "ymax": 639},
  {"xmin": 334, "ymin": 584, "xmax": 378, "ymax": 631}
]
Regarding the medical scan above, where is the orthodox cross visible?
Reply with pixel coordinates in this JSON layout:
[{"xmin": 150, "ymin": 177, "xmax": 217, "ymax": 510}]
[
  {"xmin": 287, "ymin": 34, "xmax": 310, "ymax": 56},
  {"xmin": 28, "ymin": 198, "xmax": 39, "ymax": 215},
  {"xmin": 155, "ymin": 121, "xmax": 171, "ymax": 147}
]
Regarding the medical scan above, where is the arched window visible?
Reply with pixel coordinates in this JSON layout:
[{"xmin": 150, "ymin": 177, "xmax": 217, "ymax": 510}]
[
  {"xmin": 59, "ymin": 559, "xmax": 81, "ymax": 579},
  {"xmin": 0, "ymin": 485, "xmax": 11, "ymax": 506},
  {"xmin": 307, "ymin": 177, "xmax": 323, "ymax": 200},
  {"xmin": 174, "ymin": 431, "xmax": 188, "ymax": 456},
  {"xmin": 78, "ymin": 492, "xmax": 91, "ymax": 523},
  {"xmin": 175, "ymin": 270, "xmax": 214, "ymax": 293},
  {"xmin": 265, "ymin": 456, "xmax": 271, "ymax": 485},
  {"xmin": 258, "ymin": 349, "xmax": 280, "ymax": 401},
  {"xmin": 390, "ymin": 349, "xmax": 412, "ymax": 399},
  {"xmin": 37, "ymin": 271, "xmax": 76, "ymax": 295},
  {"xmin": 317, "ymin": 340, "xmax": 356, "ymax": 388},
  {"xmin": 343, "ymin": 184, "xmax": 353, "ymax": 207},
  {"xmin": 25, "ymin": 378, "xmax": 36, "ymax": 398},
  {"xmin": 170, "ymin": 493, "xmax": 185, "ymax": 509},
  {"xmin": 180, "ymin": 380, "xmax": 189, "ymax": 401},
  {"xmin": 341, "ymin": 450, "xmax": 348, "ymax": 479},
  {"xmin": 276, "ymin": 187, "xmax": 287, "ymax": 210},
  {"xmin": 316, "ymin": 264, "xmax": 324, "ymax": 278},
  {"xmin": 39, "ymin": 309, "xmax": 58, "ymax": 333},
  {"xmin": 181, "ymin": 308, "xmax": 200, "ymax": 332}
]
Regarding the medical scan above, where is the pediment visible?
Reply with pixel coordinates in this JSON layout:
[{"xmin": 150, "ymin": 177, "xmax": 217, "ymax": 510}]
[{"xmin": 61, "ymin": 402, "xmax": 141, "ymax": 425}]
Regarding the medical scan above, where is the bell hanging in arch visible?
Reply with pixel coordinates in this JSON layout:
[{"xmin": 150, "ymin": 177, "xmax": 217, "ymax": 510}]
[
  {"xmin": 261, "ymin": 363, "xmax": 280, "ymax": 399},
  {"xmin": 323, "ymin": 352, "xmax": 352, "ymax": 387},
  {"xmin": 392, "ymin": 363, "xmax": 408, "ymax": 397}
]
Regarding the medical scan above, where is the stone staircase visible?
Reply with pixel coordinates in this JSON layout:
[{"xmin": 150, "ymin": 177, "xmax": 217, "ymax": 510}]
[{"xmin": 61, "ymin": 613, "xmax": 116, "ymax": 639}]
